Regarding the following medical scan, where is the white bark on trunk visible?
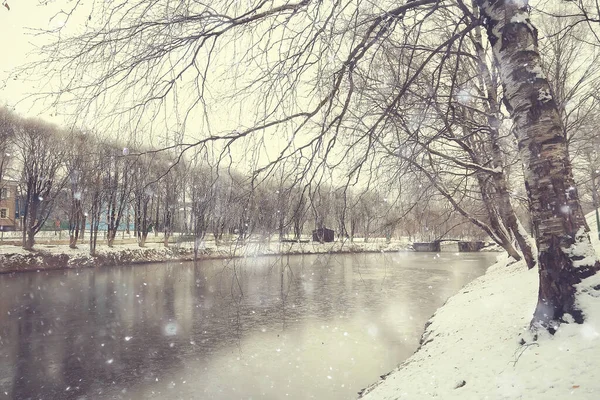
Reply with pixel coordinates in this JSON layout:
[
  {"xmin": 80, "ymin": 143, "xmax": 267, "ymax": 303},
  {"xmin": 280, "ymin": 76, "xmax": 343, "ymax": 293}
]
[{"xmin": 477, "ymin": 0, "xmax": 599, "ymax": 332}]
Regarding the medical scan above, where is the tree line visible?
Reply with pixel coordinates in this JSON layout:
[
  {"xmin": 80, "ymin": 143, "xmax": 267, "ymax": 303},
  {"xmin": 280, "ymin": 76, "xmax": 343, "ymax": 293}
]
[{"xmin": 0, "ymin": 107, "xmax": 489, "ymax": 255}]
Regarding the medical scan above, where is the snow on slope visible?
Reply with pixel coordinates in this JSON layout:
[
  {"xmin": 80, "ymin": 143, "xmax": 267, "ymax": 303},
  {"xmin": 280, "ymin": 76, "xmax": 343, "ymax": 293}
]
[
  {"xmin": 0, "ymin": 238, "xmax": 412, "ymax": 272},
  {"xmin": 361, "ymin": 212, "xmax": 600, "ymax": 400}
]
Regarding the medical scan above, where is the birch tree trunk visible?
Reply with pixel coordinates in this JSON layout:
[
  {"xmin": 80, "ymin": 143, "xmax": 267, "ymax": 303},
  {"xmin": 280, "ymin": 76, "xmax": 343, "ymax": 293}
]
[
  {"xmin": 472, "ymin": 20, "xmax": 536, "ymax": 269},
  {"xmin": 477, "ymin": 0, "xmax": 600, "ymax": 332},
  {"xmin": 474, "ymin": 172, "xmax": 523, "ymax": 261}
]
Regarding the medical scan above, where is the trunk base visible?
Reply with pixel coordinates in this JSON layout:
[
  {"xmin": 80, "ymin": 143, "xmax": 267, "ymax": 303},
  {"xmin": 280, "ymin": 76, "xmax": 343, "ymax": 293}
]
[{"xmin": 531, "ymin": 236, "xmax": 600, "ymax": 333}]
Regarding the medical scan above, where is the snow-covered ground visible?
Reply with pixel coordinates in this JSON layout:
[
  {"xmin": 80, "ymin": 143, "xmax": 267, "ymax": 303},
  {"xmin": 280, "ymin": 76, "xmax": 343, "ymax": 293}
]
[
  {"xmin": 0, "ymin": 242, "xmax": 195, "ymax": 272},
  {"xmin": 360, "ymin": 214, "xmax": 600, "ymax": 399},
  {"xmin": 0, "ymin": 237, "xmax": 413, "ymax": 272}
]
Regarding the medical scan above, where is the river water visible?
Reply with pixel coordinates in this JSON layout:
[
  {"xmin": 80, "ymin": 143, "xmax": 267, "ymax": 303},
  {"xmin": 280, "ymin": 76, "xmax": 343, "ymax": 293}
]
[{"xmin": 0, "ymin": 251, "xmax": 498, "ymax": 400}]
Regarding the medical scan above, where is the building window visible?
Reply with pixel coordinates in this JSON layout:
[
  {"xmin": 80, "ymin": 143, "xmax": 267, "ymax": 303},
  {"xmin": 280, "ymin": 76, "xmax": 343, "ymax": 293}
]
[
  {"xmin": 0, "ymin": 188, "xmax": 8, "ymax": 199},
  {"xmin": 0, "ymin": 209, "xmax": 7, "ymax": 219}
]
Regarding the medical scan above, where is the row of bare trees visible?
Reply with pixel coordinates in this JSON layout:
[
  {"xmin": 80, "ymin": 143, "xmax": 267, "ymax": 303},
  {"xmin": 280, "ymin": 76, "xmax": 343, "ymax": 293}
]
[
  {"xmin": 0, "ymin": 113, "xmax": 180, "ymax": 252},
  {"xmin": 2, "ymin": 109, "xmax": 488, "ymax": 254}
]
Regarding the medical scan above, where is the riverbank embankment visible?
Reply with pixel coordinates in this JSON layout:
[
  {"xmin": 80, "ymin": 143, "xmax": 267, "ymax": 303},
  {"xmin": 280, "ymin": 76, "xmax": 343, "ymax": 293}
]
[
  {"xmin": 0, "ymin": 239, "xmax": 412, "ymax": 273},
  {"xmin": 359, "ymin": 245, "xmax": 600, "ymax": 399}
]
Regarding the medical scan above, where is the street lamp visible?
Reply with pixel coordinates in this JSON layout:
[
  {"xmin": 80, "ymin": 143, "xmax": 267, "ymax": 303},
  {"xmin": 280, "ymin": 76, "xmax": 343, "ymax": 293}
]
[
  {"xmin": 593, "ymin": 168, "xmax": 600, "ymax": 241},
  {"xmin": 595, "ymin": 206, "xmax": 600, "ymax": 241}
]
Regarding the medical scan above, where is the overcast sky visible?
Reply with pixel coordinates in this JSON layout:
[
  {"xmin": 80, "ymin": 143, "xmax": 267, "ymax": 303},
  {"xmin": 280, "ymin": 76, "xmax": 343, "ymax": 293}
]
[
  {"xmin": 0, "ymin": 2, "xmax": 329, "ymax": 179},
  {"xmin": 0, "ymin": 1, "xmax": 76, "ymax": 124}
]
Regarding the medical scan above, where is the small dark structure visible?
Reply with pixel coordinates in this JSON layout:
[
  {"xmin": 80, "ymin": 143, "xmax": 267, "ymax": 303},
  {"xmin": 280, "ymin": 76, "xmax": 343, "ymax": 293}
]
[
  {"xmin": 413, "ymin": 242, "xmax": 441, "ymax": 252},
  {"xmin": 312, "ymin": 227, "xmax": 335, "ymax": 243},
  {"xmin": 458, "ymin": 241, "xmax": 486, "ymax": 252}
]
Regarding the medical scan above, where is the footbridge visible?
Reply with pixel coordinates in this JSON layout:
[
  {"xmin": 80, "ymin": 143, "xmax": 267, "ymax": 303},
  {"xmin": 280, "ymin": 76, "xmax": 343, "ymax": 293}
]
[{"xmin": 412, "ymin": 239, "xmax": 486, "ymax": 252}]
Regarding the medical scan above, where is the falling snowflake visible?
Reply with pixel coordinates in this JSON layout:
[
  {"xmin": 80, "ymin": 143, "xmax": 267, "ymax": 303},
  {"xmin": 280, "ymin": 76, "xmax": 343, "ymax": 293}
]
[
  {"xmin": 456, "ymin": 89, "xmax": 472, "ymax": 105},
  {"xmin": 367, "ymin": 325, "xmax": 379, "ymax": 337},
  {"xmin": 163, "ymin": 322, "xmax": 179, "ymax": 336}
]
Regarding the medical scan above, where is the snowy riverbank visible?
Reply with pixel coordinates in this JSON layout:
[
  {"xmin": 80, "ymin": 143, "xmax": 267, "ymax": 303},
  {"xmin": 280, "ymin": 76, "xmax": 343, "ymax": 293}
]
[
  {"xmin": 0, "ymin": 238, "xmax": 412, "ymax": 273},
  {"xmin": 360, "ymin": 242, "xmax": 600, "ymax": 399}
]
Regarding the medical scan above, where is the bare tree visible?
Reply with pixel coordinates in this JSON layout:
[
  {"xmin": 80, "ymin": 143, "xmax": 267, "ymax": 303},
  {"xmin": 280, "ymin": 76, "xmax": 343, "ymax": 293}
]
[
  {"xmin": 22, "ymin": 0, "xmax": 600, "ymax": 332},
  {"xmin": 103, "ymin": 144, "xmax": 134, "ymax": 247},
  {"xmin": 87, "ymin": 139, "xmax": 106, "ymax": 256},
  {"xmin": 0, "ymin": 107, "xmax": 15, "ymax": 188},
  {"xmin": 289, "ymin": 186, "xmax": 308, "ymax": 241},
  {"xmin": 189, "ymin": 163, "xmax": 213, "ymax": 257},
  {"xmin": 477, "ymin": 0, "xmax": 599, "ymax": 331},
  {"xmin": 156, "ymin": 157, "xmax": 183, "ymax": 247},
  {"xmin": 14, "ymin": 118, "xmax": 67, "ymax": 250},
  {"xmin": 64, "ymin": 131, "xmax": 91, "ymax": 248},
  {"xmin": 131, "ymin": 155, "xmax": 157, "ymax": 248},
  {"xmin": 537, "ymin": 13, "xmax": 600, "ymax": 217}
]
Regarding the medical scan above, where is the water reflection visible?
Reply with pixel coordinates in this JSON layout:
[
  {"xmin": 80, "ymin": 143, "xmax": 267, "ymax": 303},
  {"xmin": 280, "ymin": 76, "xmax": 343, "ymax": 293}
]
[{"xmin": 0, "ymin": 252, "xmax": 497, "ymax": 399}]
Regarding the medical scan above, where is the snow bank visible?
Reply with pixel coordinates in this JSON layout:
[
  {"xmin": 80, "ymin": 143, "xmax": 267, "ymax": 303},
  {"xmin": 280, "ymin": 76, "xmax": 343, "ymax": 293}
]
[
  {"xmin": 0, "ymin": 239, "xmax": 411, "ymax": 273},
  {"xmin": 360, "ymin": 216, "xmax": 600, "ymax": 399},
  {"xmin": 0, "ymin": 243, "xmax": 195, "ymax": 272}
]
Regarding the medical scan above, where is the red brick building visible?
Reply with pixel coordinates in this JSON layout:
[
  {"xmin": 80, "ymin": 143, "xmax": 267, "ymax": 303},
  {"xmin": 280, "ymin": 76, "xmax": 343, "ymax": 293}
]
[{"xmin": 0, "ymin": 180, "xmax": 18, "ymax": 231}]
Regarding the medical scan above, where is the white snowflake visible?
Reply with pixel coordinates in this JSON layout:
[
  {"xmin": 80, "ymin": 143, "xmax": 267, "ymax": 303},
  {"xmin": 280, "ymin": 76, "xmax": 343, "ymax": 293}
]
[{"xmin": 456, "ymin": 89, "xmax": 472, "ymax": 105}]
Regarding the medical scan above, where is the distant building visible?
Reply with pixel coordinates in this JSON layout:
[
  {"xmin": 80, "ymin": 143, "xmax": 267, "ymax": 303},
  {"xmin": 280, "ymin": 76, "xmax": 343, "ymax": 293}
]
[
  {"xmin": 312, "ymin": 227, "xmax": 335, "ymax": 243},
  {"xmin": 0, "ymin": 180, "xmax": 18, "ymax": 231}
]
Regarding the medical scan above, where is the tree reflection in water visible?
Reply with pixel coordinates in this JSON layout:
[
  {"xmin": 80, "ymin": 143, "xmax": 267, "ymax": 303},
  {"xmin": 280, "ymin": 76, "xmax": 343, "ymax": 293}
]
[{"xmin": 0, "ymin": 252, "xmax": 496, "ymax": 399}]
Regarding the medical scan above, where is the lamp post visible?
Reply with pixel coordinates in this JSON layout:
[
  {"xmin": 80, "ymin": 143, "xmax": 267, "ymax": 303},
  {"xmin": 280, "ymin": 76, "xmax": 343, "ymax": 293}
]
[
  {"xmin": 596, "ymin": 206, "xmax": 600, "ymax": 241},
  {"xmin": 592, "ymin": 168, "xmax": 600, "ymax": 240}
]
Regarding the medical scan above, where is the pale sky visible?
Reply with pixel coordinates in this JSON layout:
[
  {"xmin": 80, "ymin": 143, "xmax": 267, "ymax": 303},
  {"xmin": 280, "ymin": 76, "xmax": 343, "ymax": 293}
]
[
  {"xmin": 0, "ymin": 1, "xmax": 66, "ymax": 118},
  {"xmin": 0, "ymin": 2, "xmax": 251, "ymax": 153},
  {"xmin": 0, "ymin": 1, "xmax": 347, "ymax": 184}
]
